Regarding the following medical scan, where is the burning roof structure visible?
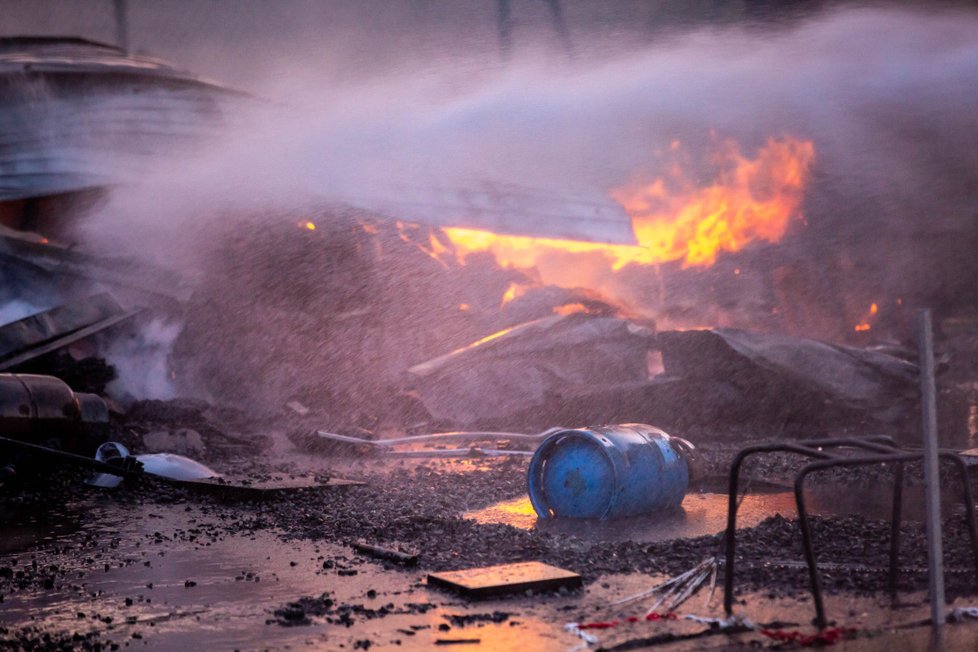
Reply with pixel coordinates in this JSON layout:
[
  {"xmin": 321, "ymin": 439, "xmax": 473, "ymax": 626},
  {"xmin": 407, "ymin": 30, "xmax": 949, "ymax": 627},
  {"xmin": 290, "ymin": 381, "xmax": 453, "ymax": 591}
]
[
  {"xmin": 3, "ymin": 3, "xmax": 978, "ymax": 650},
  {"xmin": 0, "ymin": 36, "xmax": 236, "ymax": 204},
  {"xmin": 0, "ymin": 37, "xmax": 230, "ymax": 395}
]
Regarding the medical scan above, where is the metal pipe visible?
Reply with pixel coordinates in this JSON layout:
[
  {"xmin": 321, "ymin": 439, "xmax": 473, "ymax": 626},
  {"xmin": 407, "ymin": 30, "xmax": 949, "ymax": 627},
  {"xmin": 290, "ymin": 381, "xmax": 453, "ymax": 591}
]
[
  {"xmin": 722, "ymin": 442, "xmax": 834, "ymax": 617},
  {"xmin": 918, "ymin": 309, "xmax": 946, "ymax": 627},
  {"xmin": 315, "ymin": 428, "xmax": 557, "ymax": 449},
  {"xmin": 113, "ymin": 0, "xmax": 129, "ymax": 53},
  {"xmin": 793, "ymin": 453, "xmax": 927, "ymax": 629},
  {"xmin": 0, "ymin": 435, "xmax": 139, "ymax": 478},
  {"xmin": 794, "ymin": 466, "xmax": 827, "ymax": 629},
  {"xmin": 724, "ymin": 436, "xmax": 978, "ymax": 628},
  {"xmin": 939, "ymin": 452, "xmax": 978, "ymax": 584},
  {"xmin": 888, "ymin": 462, "xmax": 904, "ymax": 598}
]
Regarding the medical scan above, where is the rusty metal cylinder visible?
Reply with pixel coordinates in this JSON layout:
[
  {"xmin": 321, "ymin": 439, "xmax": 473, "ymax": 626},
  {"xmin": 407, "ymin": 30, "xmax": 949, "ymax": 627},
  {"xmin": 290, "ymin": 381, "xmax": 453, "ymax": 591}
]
[{"xmin": 0, "ymin": 373, "xmax": 108, "ymax": 451}]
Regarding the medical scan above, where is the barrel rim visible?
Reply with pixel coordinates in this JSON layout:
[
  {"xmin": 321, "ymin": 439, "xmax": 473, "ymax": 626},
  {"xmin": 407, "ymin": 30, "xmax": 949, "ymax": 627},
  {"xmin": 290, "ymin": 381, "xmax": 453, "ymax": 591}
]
[{"xmin": 527, "ymin": 428, "xmax": 624, "ymax": 520}]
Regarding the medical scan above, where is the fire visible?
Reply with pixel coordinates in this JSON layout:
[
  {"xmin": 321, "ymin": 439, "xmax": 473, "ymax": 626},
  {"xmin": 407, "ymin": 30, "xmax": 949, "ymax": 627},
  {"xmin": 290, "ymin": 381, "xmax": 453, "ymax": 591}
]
[
  {"xmin": 396, "ymin": 221, "xmax": 451, "ymax": 268},
  {"xmin": 553, "ymin": 303, "xmax": 589, "ymax": 315},
  {"xmin": 500, "ymin": 282, "xmax": 529, "ymax": 307},
  {"xmin": 854, "ymin": 302, "xmax": 879, "ymax": 332},
  {"xmin": 299, "ymin": 220, "xmax": 316, "ymax": 231},
  {"xmin": 442, "ymin": 136, "xmax": 814, "ymax": 270},
  {"xmin": 461, "ymin": 325, "xmax": 517, "ymax": 351}
]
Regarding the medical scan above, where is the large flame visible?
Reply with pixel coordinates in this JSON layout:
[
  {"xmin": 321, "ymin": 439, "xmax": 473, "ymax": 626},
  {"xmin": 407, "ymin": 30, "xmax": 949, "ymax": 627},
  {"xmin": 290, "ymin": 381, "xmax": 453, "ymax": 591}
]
[{"xmin": 442, "ymin": 136, "xmax": 814, "ymax": 269}]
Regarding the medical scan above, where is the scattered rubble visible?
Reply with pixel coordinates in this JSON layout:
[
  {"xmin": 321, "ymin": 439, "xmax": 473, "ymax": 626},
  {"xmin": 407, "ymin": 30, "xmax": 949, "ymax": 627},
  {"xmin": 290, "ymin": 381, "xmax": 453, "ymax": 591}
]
[
  {"xmin": 408, "ymin": 312, "xmax": 654, "ymax": 425},
  {"xmin": 2, "ymin": 12, "xmax": 978, "ymax": 651}
]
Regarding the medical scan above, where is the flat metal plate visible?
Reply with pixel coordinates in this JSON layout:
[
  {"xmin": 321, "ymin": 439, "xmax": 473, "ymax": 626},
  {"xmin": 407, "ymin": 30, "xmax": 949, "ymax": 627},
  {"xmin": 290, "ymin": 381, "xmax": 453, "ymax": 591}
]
[
  {"xmin": 172, "ymin": 474, "xmax": 364, "ymax": 499},
  {"xmin": 427, "ymin": 561, "xmax": 581, "ymax": 598}
]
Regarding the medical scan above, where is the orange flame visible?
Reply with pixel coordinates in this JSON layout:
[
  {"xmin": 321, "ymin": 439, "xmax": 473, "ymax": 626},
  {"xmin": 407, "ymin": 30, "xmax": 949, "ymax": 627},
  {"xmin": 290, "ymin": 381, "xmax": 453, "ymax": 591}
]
[
  {"xmin": 553, "ymin": 303, "xmax": 590, "ymax": 315},
  {"xmin": 854, "ymin": 302, "xmax": 879, "ymax": 332},
  {"xmin": 396, "ymin": 221, "xmax": 452, "ymax": 268},
  {"xmin": 500, "ymin": 282, "xmax": 529, "ymax": 307},
  {"xmin": 442, "ymin": 136, "xmax": 814, "ymax": 270}
]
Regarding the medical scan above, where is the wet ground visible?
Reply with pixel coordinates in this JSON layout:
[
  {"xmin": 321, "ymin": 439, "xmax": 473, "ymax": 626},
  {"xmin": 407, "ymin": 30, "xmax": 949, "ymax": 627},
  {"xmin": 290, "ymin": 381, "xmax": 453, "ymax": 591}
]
[
  {"xmin": 0, "ymin": 505, "xmax": 565, "ymax": 650},
  {"xmin": 465, "ymin": 484, "xmax": 943, "ymax": 545},
  {"xmin": 4, "ymin": 439, "xmax": 978, "ymax": 650}
]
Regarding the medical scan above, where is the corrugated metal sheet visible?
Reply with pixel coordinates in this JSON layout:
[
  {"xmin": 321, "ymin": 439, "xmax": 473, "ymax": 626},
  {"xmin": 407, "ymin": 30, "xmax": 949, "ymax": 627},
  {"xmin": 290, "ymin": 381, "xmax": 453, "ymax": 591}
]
[
  {"xmin": 0, "ymin": 37, "xmax": 237, "ymax": 202},
  {"xmin": 0, "ymin": 37, "xmax": 634, "ymax": 244},
  {"xmin": 352, "ymin": 181, "xmax": 637, "ymax": 244},
  {"xmin": 0, "ymin": 37, "xmax": 229, "ymax": 85}
]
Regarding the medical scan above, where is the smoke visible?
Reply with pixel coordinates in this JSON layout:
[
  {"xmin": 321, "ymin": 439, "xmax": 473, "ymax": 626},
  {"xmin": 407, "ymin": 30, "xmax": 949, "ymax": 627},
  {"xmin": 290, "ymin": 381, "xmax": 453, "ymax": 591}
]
[
  {"xmin": 77, "ymin": 5, "xmax": 978, "ymax": 275},
  {"xmin": 104, "ymin": 318, "xmax": 181, "ymax": 402},
  {"xmin": 51, "ymin": 2, "xmax": 974, "ymax": 380}
]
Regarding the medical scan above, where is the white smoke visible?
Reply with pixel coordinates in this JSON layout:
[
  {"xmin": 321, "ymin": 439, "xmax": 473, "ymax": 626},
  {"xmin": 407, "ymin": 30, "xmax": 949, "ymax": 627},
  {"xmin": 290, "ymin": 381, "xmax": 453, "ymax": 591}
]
[
  {"xmin": 78, "ymin": 5, "xmax": 978, "ymax": 272},
  {"xmin": 104, "ymin": 318, "xmax": 181, "ymax": 402}
]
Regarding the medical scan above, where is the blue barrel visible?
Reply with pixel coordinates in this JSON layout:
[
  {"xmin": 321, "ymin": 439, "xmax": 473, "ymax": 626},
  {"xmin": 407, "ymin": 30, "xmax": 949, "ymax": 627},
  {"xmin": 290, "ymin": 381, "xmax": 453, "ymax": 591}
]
[{"xmin": 527, "ymin": 424, "xmax": 692, "ymax": 519}]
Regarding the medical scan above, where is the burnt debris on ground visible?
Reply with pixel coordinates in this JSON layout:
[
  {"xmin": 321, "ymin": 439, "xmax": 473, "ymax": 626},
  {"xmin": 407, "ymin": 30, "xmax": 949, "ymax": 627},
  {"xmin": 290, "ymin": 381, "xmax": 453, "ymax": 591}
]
[{"xmin": 2, "ymin": 31, "xmax": 978, "ymax": 649}]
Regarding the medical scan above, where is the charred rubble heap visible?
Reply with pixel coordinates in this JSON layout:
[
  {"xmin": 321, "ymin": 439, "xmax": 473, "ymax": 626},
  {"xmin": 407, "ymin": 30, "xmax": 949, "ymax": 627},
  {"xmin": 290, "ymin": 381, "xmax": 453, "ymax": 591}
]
[
  {"xmin": 165, "ymin": 208, "xmax": 960, "ymax": 448},
  {"xmin": 3, "ymin": 201, "xmax": 978, "ymax": 461},
  {"xmin": 2, "ymin": 37, "xmax": 977, "ymax": 455}
]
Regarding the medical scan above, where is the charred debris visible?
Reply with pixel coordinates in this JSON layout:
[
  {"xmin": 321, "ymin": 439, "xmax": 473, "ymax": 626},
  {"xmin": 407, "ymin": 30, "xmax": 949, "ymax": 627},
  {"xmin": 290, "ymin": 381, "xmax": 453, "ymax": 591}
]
[{"xmin": 4, "ymin": 35, "xmax": 978, "ymax": 652}]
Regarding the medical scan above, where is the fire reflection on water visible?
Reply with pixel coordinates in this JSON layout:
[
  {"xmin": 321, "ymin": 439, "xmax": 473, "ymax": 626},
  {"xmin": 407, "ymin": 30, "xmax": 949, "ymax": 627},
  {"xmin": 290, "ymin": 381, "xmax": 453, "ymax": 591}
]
[{"xmin": 466, "ymin": 483, "xmax": 942, "ymax": 545}]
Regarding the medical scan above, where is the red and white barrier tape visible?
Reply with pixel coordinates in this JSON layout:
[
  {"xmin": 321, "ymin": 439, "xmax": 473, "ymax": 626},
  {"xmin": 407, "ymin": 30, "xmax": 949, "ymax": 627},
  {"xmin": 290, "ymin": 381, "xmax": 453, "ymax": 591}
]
[{"xmin": 566, "ymin": 611, "xmax": 858, "ymax": 649}]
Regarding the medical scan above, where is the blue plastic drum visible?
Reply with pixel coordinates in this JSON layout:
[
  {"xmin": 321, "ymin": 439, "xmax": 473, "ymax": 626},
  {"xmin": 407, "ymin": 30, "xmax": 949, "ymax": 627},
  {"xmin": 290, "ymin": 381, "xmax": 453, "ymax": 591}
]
[{"xmin": 527, "ymin": 424, "xmax": 692, "ymax": 519}]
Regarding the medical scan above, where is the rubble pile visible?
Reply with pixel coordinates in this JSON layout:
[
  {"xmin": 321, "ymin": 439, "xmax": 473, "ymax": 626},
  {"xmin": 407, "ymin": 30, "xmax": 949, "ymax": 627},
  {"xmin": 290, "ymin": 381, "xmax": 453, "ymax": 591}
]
[
  {"xmin": 171, "ymin": 211, "xmax": 637, "ymax": 431},
  {"xmin": 3, "ymin": 24, "xmax": 978, "ymax": 652}
]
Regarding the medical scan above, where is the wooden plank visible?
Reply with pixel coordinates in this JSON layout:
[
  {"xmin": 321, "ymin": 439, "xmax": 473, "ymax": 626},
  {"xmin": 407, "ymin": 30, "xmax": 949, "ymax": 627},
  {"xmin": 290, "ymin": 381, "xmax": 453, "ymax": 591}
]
[{"xmin": 428, "ymin": 561, "xmax": 581, "ymax": 598}]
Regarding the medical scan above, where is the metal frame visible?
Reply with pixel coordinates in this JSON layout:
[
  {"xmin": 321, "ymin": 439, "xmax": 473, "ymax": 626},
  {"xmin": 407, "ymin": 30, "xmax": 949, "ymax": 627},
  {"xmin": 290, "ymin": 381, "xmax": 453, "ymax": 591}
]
[{"xmin": 722, "ymin": 437, "xmax": 978, "ymax": 628}]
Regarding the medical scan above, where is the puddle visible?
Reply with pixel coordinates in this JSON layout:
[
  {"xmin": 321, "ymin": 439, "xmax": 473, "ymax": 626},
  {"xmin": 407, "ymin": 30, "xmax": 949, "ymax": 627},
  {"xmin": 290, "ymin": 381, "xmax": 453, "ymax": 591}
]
[
  {"xmin": 3, "ymin": 493, "xmax": 977, "ymax": 650},
  {"xmin": 466, "ymin": 492, "xmax": 800, "ymax": 543},
  {"xmin": 1, "ymin": 471, "xmax": 970, "ymax": 650},
  {"xmin": 575, "ymin": 580, "xmax": 978, "ymax": 652},
  {"xmin": 0, "ymin": 502, "xmax": 580, "ymax": 651},
  {"xmin": 0, "ymin": 504, "xmax": 89, "ymax": 555},
  {"xmin": 465, "ymin": 483, "xmax": 941, "ymax": 543}
]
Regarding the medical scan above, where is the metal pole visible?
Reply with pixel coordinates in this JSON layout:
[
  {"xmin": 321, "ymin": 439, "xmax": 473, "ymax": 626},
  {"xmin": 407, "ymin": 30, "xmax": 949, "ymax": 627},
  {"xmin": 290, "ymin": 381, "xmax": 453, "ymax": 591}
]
[
  {"xmin": 888, "ymin": 462, "xmax": 904, "ymax": 599},
  {"xmin": 497, "ymin": 0, "xmax": 513, "ymax": 62},
  {"xmin": 919, "ymin": 309, "xmax": 945, "ymax": 627},
  {"xmin": 113, "ymin": 0, "xmax": 129, "ymax": 53}
]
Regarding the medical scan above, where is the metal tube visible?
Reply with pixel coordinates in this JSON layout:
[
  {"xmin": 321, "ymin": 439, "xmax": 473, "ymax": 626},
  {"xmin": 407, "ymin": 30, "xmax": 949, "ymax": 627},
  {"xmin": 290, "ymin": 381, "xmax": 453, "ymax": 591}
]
[
  {"xmin": 919, "ymin": 309, "xmax": 945, "ymax": 627},
  {"xmin": 113, "ymin": 0, "xmax": 129, "ymax": 53},
  {"xmin": 315, "ymin": 429, "xmax": 555, "ymax": 448},
  {"xmin": 723, "ymin": 446, "xmax": 757, "ymax": 616},
  {"xmin": 940, "ymin": 452, "xmax": 978, "ymax": 584},
  {"xmin": 722, "ymin": 443, "xmax": 834, "ymax": 616},
  {"xmin": 794, "ymin": 467, "xmax": 826, "ymax": 629},
  {"xmin": 793, "ymin": 454, "xmax": 921, "ymax": 629},
  {"xmin": 889, "ymin": 462, "xmax": 904, "ymax": 598},
  {"xmin": 0, "ymin": 435, "xmax": 139, "ymax": 478}
]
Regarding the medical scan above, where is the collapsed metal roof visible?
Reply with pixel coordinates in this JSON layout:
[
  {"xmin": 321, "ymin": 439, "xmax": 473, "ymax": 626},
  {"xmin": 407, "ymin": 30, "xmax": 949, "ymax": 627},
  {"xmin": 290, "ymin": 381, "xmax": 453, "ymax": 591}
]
[
  {"xmin": 0, "ymin": 36, "xmax": 231, "ymax": 88},
  {"xmin": 0, "ymin": 37, "xmax": 636, "ymax": 244},
  {"xmin": 0, "ymin": 37, "xmax": 238, "ymax": 202}
]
